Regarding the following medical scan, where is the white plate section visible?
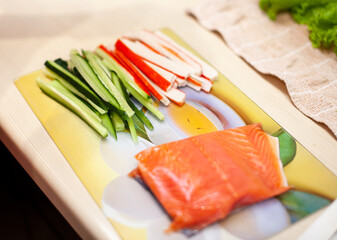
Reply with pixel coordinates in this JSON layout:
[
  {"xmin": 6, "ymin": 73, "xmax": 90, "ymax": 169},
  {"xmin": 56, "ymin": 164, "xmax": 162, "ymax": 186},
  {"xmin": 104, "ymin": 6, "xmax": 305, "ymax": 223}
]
[{"xmin": 145, "ymin": 87, "xmax": 245, "ymax": 145}]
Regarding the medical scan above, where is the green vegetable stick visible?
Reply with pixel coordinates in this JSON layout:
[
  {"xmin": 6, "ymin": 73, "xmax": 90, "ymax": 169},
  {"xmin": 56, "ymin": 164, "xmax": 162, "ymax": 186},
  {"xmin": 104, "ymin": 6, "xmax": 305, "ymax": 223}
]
[
  {"xmin": 100, "ymin": 113, "xmax": 117, "ymax": 139},
  {"xmin": 36, "ymin": 78, "xmax": 108, "ymax": 138},
  {"xmin": 110, "ymin": 111, "xmax": 125, "ymax": 132}
]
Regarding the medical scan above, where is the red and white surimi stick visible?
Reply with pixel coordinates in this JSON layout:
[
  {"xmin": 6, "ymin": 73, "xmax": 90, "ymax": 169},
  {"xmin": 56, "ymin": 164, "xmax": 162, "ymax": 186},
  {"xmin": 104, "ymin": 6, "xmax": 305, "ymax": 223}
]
[
  {"xmin": 186, "ymin": 81, "xmax": 202, "ymax": 91},
  {"xmin": 120, "ymin": 38, "xmax": 190, "ymax": 79},
  {"xmin": 144, "ymin": 60, "xmax": 177, "ymax": 84},
  {"xmin": 131, "ymin": 68, "xmax": 171, "ymax": 106},
  {"xmin": 114, "ymin": 50, "xmax": 169, "ymax": 105},
  {"xmin": 130, "ymin": 60, "xmax": 185, "ymax": 105},
  {"xmin": 137, "ymin": 31, "xmax": 202, "ymax": 75},
  {"xmin": 154, "ymin": 30, "xmax": 218, "ymax": 81},
  {"xmin": 115, "ymin": 39, "xmax": 172, "ymax": 91},
  {"xmin": 187, "ymin": 76, "xmax": 202, "ymax": 87},
  {"xmin": 140, "ymin": 72, "xmax": 185, "ymax": 106},
  {"xmin": 141, "ymin": 30, "xmax": 203, "ymax": 75},
  {"xmin": 175, "ymin": 77, "xmax": 187, "ymax": 87},
  {"xmin": 112, "ymin": 49, "xmax": 151, "ymax": 95},
  {"xmin": 165, "ymin": 88, "xmax": 186, "ymax": 106},
  {"xmin": 189, "ymin": 74, "xmax": 213, "ymax": 93},
  {"xmin": 143, "ymin": 76, "xmax": 171, "ymax": 106}
]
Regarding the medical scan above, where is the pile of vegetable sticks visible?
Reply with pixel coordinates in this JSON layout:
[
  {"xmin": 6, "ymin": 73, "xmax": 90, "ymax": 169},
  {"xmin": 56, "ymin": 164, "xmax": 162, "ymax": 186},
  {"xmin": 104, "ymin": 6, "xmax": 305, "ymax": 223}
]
[{"xmin": 37, "ymin": 30, "xmax": 218, "ymax": 142}]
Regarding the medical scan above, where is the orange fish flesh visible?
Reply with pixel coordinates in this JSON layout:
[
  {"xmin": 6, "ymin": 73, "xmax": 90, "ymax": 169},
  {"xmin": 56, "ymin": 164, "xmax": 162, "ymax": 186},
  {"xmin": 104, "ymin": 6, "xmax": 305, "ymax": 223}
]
[{"xmin": 130, "ymin": 123, "xmax": 290, "ymax": 232}]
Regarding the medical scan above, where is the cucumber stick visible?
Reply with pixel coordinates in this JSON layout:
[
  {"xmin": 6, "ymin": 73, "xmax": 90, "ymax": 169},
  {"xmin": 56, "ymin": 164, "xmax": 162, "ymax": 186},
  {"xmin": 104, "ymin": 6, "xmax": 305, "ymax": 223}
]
[
  {"xmin": 126, "ymin": 116, "xmax": 138, "ymax": 143},
  {"xmin": 95, "ymin": 48, "xmax": 150, "ymax": 100},
  {"xmin": 69, "ymin": 50, "xmax": 120, "ymax": 109},
  {"xmin": 43, "ymin": 68, "xmax": 107, "ymax": 115},
  {"xmin": 110, "ymin": 111, "xmax": 125, "ymax": 132},
  {"xmin": 83, "ymin": 51, "xmax": 134, "ymax": 118},
  {"xmin": 36, "ymin": 78, "xmax": 108, "ymax": 138},
  {"xmin": 129, "ymin": 100, "xmax": 154, "ymax": 130},
  {"xmin": 100, "ymin": 113, "xmax": 117, "ymax": 139},
  {"xmin": 112, "ymin": 71, "xmax": 153, "ymax": 130},
  {"xmin": 48, "ymin": 80, "xmax": 101, "ymax": 123},
  {"xmin": 44, "ymin": 60, "xmax": 108, "ymax": 111},
  {"xmin": 120, "ymin": 77, "xmax": 164, "ymax": 121},
  {"xmin": 111, "ymin": 71, "xmax": 124, "ymax": 96},
  {"xmin": 101, "ymin": 55, "xmax": 164, "ymax": 120}
]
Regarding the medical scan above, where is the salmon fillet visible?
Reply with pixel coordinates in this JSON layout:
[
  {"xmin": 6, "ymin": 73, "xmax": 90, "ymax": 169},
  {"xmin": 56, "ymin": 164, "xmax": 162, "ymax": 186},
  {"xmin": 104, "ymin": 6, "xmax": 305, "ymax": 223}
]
[{"xmin": 130, "ymin": 123, "xmax": 289, "ymax": 232}]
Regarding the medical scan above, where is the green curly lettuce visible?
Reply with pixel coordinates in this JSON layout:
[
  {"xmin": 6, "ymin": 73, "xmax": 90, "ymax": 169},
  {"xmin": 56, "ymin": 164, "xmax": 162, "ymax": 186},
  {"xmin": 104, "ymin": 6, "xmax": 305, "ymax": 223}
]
[{"xmin": 260, "ymin": 0, "xmax": 337, "ymax": 55}]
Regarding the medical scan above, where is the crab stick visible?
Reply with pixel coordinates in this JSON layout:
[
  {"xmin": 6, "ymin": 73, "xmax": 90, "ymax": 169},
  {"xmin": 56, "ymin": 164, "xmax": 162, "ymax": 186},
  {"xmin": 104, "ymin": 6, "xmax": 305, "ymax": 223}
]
[
  {"xmin": 139, "ymin": 30, "xmax": 203, "ymax": 75},
  {"xmin": 186, "ymin": 81, "xmax": 202, "ymax": 91},
  {"xmin": 136, "ymin": 71, "xmax": 170, "ymax": 106},
  {"xmin": 144, "ymin": 60, "xmax": 177, "ymax": 84},
  {"xmin": 115, "ymin": 39, "xmax": 173, "ymax": 91},
  {"xmin": 189, "ymin": 74, "xmax": 213, "ymax": 93},
  {"xmin": 112, "ymin": 48, "xmax": 152, "ymax": 96},
  {"xmin": 119, "ymin": 38, "xmax": 190, "ymax": 79},
  {"xmin": 154, "ymin": 31, "xmax": 218, "ymax": 81},
  {"xmin": 96, "ymin": 45, "xmax": 150, "ymax": 100},
  {"xmin": 115, "ymin": 49, "xmax": 170, "ymax": 105},
  {"xmin": 165, "ymin": 88, "xmax": 186, "ymax": 106},
  {"xmin": 175, "ymin": 77, "xmax": 187, "ymax": 87},
  {"xmin": 134, "ymin": 31, "xmax": 202, "ymax": 75}
]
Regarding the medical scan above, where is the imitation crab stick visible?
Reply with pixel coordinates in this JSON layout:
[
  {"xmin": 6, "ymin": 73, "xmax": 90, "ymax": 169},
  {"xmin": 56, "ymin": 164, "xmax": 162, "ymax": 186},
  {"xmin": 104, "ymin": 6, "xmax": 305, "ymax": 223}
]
[
  {"xmin": 189, "ymin": 74, "xmax": 213, "ymax": 93},
  {"xmin": 115, "ymin": 47, "xmax": 185, "ymax": 105},
  {"xmin": 187, "ymin": 81, "xmax": 202, "ymax": 91},
  {"xmin": 115, "ymin": 39, "xmax": 173, "ymax": 91},
  {"xmin": 175, "ymin": 77, "xmax": 187, "ymax": 87},
  {"xmin": 136, "ymin": 31, "xmax": 201, "ymax": 75},
  {"xmin": 187, "ymin": 76, "xmax": 202, "ymax": 87},
  {"xmin": 165, "ymin": 88, "xmax": 186, "ymax": 106},
  {"xmin": 144, "ymin": 60, "xmax": 177, "ymax": 85},
  {"xmin": 143, "ymin": 77, "xmax": 171, "ymax": 106},
  {"xmin": 115, "ymin": 50, "xmax": 170, "ymax": 105},
  {"xmin": 154, "ymin": 31, "xmax": 219, "ymax": 81},
  {"xmin": 119, "ymin": 38, "xmax": 190, "ymax": 79},
  {"xmin": 138, "ymin": 30, "xmax": 202, "ymax": 75},
  {"xmin": 113, "ymin": 49, "xmax": 151, "ymax": 96}
]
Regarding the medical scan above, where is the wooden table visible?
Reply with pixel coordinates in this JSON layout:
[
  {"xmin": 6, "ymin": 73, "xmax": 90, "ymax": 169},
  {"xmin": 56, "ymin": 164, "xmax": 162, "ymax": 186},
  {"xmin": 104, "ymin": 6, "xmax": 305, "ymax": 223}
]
[{"xmin": 1, "ymin": 0, "xmax": 336, "ymax": 239}]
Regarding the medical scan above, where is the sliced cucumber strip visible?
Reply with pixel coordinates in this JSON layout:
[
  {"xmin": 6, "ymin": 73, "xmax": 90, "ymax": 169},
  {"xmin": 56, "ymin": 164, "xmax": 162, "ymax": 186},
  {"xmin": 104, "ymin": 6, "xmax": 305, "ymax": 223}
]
[
  {"xmin": 43, "ymin": 68, "xmax": 107, "ymax": 114},
  {"xmin": 128, "ymin": 99, "xmax": 154, "ymax": 130},
  {"xmin": 120, "ymin": 78, "xmax": 164, "ymax": 121},
  {"xmin": 69, "ymin": 50, "xmax": 120, "ymax": 109},
  {"xmin": 49, "ymin": 80, "xmax": 101, "ymax": 123},
  {"xmin": 126, "ymin": 116, "xmax": 138, "ymax": 144},
  {"xmin": 36, "ymin": 78, "xmax": 108, "ymax": 138},
  {"xmin": 44, "ymin": 60, "xmax": 108, "ymax": 111},
  {"xmin": 95, "ymin": 48, "xmax": 150, "ymax": 100},
  {"xmin": 100, "ymin": 113, "xmax": 117, "ymax": 139},
  {"xmin": 101, "ymin": 55, "xmax": 163, "ymax": 120},
  {"xmin": 110, "ymin": 111, "xmax": 125, "ymax": 132},
  {"xmin": 111, "ymin": 71, "xmax": 125, "ymax": 98},
  {"xmin": 83, "ymin": 50, "xmax": 134, "ymax": 118}
]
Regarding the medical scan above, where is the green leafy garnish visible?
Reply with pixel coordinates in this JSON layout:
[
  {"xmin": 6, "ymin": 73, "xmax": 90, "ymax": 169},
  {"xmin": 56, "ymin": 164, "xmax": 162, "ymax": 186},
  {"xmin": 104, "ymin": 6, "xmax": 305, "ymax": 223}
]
[{"xmin": 260, "ymin": 0, "xmax": 337, "ymax": 55}]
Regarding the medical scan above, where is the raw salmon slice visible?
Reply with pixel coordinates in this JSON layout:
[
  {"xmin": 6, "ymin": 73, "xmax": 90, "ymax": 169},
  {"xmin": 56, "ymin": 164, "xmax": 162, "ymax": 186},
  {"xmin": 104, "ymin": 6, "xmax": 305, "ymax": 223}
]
[{"xmin": 130, "ymin": 123, "xmax": 289, "ymax": 232}]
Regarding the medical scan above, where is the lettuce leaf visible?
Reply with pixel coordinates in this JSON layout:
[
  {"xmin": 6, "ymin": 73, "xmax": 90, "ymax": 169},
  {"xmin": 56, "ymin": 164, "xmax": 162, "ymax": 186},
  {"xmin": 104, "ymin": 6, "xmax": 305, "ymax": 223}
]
[{"xmin": 260, "ymin": 0, "xmax": 337, "ymax": 55}]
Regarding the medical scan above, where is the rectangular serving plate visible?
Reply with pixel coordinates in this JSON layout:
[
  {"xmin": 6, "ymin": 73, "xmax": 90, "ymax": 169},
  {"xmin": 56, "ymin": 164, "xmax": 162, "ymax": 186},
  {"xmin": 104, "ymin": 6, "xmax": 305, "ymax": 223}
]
[{"xmin": 14, "ymin": 28, "xmax": 337, "ymax": 240}]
